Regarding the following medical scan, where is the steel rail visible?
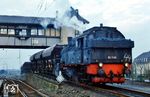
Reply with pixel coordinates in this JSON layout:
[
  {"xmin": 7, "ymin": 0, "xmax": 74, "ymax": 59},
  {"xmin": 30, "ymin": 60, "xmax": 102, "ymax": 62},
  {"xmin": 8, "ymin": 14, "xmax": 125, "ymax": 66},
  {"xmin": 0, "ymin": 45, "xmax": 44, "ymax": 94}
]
[
  {"xmin": 106, "ymin": 84, "xmax": 150, "ymax": 97},
  {"xmin": 65, "ymin": 81, "xmax": 129, "ymax": 97},
  {"xmin": 17, "ymin": 80, "xmax": 49, "ymax": 97},
  {"xmin": 3, "ymin": 78, "xmax": 28, "ymax": 97}
]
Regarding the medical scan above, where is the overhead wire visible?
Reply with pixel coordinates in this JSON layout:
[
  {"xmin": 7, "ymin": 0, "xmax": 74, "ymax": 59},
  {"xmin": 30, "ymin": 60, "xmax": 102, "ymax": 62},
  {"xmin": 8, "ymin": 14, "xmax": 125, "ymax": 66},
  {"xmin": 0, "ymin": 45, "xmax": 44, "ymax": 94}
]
[
  {"xmin": 32, "ymin": 0, "xmax": 55, "ymax": 23},
  {"xmin": 44, "ymin": 0, "xmax": 55, "ymax": 11},
  {"xmin": 37, "ymin": 0, "xmax": 45, "ymax": 16},
  {"xmin": 32, "ymin": 0, "xmax": 45, "ymax": 23}
]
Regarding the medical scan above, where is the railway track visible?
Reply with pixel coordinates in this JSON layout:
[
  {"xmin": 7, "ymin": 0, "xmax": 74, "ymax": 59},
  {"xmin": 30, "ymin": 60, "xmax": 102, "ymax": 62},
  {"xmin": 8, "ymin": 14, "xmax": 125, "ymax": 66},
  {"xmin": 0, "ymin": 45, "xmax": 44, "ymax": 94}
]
[
  {"xmin": 17, "ymin": 78, "xmax": 150, "ymax": 97},
  {"xmin": 91, "ymin": 84, "xmax": 150, "ymax": 97},
  {"xmin": 23, "ymin": 74, "xmax": 150, "ymax": 97},
  {"xmin": 3, "ymin": 76, "xmax": 150, "ymax": 97},
  {"xmin": 65, "ymin": 81, "xmax": 150, "ymax": 97},
  {"xmin": 2, "ymin": 78, "xmax": 49, "ymax": 97},
  {"xmin": 14, "ymin": 79, "xmax": 49, "ymax": 97},
  {"xmin": 104, "ymin": 84, "xmax": 150, "ymax": 97},
  {"xmin": 3, "ymin": 78, "xmax": 23, "ymax": 97},
  {"xmin": 65, "ymin": 81, "xmax": 127, "ymax": 97}
]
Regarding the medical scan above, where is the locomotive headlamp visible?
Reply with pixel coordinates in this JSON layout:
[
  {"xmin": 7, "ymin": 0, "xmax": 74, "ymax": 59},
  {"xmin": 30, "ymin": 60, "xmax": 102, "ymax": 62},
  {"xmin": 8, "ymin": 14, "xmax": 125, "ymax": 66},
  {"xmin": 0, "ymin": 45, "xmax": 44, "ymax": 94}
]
[
  {"xmin": 99, "ymin": 63, "xmax": 103, "ymax": 67},
  {"xmin": 125, "ymin": 63, "xmax": 128, "ymax": 67}
]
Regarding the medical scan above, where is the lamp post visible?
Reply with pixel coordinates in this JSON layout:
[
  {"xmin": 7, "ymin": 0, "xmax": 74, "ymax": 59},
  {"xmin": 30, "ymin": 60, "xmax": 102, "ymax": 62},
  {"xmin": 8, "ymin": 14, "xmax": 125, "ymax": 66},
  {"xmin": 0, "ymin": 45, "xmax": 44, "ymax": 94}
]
[
  {"xmin": 139, "ymin": 65, "xmax": 143, "ymax": 82},
  {"xmin": 135, "ymin": 63, "xmax": 137, "ymax": 80}
]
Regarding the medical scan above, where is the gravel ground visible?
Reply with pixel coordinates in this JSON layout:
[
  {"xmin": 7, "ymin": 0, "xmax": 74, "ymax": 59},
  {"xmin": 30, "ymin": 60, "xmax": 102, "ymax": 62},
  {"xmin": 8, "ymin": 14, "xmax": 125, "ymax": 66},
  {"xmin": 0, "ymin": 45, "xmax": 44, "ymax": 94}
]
[
  {"xmin": 23, "ymin": 74, "xmax": 144, "ymax": 97},
  {"xmin": 22, "ymin": 74, "xmax": 115, "ymax": 97},
  {"xmin": 39, "ymin": 82, "xmax": 111, "ymax": 97},
  {"xmin": 107, "ymin": 79, "xmax": 150, "ymax": 93}
]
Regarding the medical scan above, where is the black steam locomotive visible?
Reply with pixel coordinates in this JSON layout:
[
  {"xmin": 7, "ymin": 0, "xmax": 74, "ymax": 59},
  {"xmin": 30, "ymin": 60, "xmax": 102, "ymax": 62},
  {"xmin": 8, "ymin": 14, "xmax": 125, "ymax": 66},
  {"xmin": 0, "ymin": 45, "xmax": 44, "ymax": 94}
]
[{"xmin": 22, "ymin": 24, "xmax": 134, "ymax": 84}]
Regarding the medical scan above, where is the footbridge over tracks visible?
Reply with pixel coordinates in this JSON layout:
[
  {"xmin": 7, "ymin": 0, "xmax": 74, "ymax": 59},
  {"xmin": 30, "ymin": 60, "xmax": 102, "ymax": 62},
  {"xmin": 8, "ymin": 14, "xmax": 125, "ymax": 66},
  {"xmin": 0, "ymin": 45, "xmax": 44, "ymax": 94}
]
[{"xmin": 0, "ymin": 15, "xmax": 85, "ymax": 49}]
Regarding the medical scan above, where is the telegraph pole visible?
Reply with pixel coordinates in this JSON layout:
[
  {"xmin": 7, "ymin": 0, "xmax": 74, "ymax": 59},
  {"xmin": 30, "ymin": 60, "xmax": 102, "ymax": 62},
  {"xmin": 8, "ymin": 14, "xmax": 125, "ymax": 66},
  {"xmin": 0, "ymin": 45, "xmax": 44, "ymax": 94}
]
[{"xmin": 19, "ymin": 50, "xmax": 21, "ymax": 65}]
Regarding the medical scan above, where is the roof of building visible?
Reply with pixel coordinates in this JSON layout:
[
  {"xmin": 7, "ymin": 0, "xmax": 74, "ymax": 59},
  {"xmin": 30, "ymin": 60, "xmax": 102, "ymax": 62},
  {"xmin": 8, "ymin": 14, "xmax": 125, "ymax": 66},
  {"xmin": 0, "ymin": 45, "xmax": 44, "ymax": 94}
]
[
  {"xmin": 0, "ymin": 15, "xmax": 55, "ymax": 25},
  {"xmin": 133, "ymin": 51, "xmax": 150, "ymax": 64}
]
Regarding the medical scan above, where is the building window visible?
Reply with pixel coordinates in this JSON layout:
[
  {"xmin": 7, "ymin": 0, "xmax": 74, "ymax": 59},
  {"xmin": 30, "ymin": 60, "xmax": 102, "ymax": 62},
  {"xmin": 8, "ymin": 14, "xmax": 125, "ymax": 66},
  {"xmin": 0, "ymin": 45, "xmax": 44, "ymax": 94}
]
[
  {"xmin": 51, "ymin": 28, "xmax": 56, "ymax": 36},
  {"xmin": 15, "ymin": 29, "xmax": 27, "ymax": 36},
  {"xmin": 45, "ymin": 28, "xmax": 60, "ymax": 37},
  {"xmin": 18, "ymin": 29, "xmax": 27, "ymax": 36},
  {"xmin": 55, "ymin": 29, "xmax": 60, "ymax": 37},
  {"xmin": 0, "ymin": 28, "xmax": 7, "ymax": 34},
  {"xmin": 46, "ymin": 29, "xmax": 51, "ymax": 36},
  {"xmin": 8, "ymin": 29, "xmax": 15, "ymax": 35},
  {"xmin": 31, "ymin": 28, "xmax": 37, "ymax": 35},
  {"xmin": 38, "ymin": 29, "xmax": 45, "ymax": 36}
]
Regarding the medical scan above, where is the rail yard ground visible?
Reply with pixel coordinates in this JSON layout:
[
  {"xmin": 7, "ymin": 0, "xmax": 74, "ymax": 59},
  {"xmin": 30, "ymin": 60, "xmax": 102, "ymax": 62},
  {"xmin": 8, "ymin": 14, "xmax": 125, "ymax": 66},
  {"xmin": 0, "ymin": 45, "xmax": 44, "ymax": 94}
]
[
  {"xmin": 21, "ymin": 74, "xmax": 110, "ymax": 97},
  {"xmin": 109, "ymin": 79, "xmax": 150, "ymax": 93},
  {"xmin": 1, "ymin": 74, "xmax": 150, "ymax": 97},
  {"xmin": 18, "ymin": 73, "xmax": 150, "ymax": 97}
]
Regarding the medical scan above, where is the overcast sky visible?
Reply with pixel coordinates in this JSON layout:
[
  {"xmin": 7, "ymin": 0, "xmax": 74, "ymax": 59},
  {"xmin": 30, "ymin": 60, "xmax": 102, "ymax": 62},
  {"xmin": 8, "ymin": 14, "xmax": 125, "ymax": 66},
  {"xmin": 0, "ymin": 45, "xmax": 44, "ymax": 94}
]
[{"xmin": 0, "ymin": 0, "xmax": 150, "ymax": 69}]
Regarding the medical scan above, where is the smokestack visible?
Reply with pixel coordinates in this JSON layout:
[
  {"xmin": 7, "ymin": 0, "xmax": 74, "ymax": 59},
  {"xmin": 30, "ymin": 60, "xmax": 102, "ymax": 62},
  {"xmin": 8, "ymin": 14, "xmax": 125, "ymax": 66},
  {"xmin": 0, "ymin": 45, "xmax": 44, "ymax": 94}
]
[{"xmin": 100, "ymin": 23, "xmax": 103, "ymax": 27}]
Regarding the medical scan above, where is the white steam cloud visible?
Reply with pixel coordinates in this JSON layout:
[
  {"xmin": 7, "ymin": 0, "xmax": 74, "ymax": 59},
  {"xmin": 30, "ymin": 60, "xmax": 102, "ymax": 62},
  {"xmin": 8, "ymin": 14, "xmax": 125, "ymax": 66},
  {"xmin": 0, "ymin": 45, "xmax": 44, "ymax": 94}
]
[{"xmin": 40, "ymin": 0, "xmax": 88, "ymax": 32}]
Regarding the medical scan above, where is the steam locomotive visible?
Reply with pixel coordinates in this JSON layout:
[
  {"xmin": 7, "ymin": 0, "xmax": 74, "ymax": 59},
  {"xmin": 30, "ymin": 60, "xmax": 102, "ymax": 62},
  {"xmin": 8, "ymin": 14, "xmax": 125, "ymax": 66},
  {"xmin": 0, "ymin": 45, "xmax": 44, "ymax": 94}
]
[{"xmin": 22, "ymin": 24, "xmax": 134, "ymax": 84}]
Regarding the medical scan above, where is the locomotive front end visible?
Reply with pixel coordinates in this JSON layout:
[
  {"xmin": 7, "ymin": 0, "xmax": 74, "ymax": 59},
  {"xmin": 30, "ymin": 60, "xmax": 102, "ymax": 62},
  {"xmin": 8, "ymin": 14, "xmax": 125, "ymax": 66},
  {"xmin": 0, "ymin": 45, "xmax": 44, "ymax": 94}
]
[{"xmin": 84, "ymin": 26, "xmax": 134, "ymax": 83}]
